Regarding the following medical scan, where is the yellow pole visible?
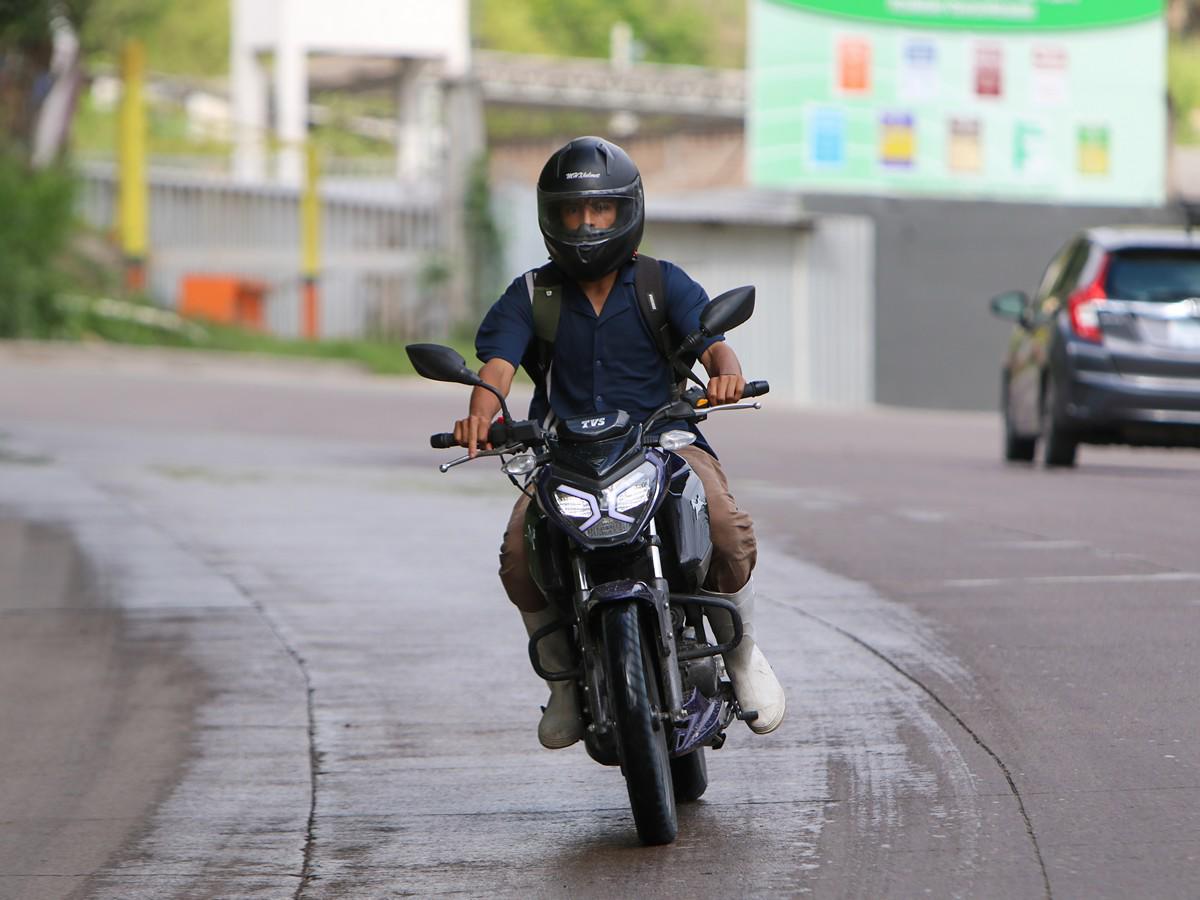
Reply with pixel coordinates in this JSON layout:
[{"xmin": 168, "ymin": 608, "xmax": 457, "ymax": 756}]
[
  {"xmin": 301, "ymin": 141, "xmax": 321, "ymax": 340},
  {"xmin": 118, "ymin": 40, "xmax": 148, "ymax": 292}
]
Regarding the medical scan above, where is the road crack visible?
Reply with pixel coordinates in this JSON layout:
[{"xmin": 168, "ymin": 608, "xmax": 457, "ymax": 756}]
[{"xmin": 772, "ymin": 600, "xmax": 1054, "ymax": 900}]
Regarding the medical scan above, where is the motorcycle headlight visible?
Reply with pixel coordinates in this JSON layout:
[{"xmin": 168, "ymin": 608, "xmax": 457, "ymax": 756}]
[
  {"xmin": 607, "ymin": 462, "xmax": 658, "ymax": 520},
  {"xmin": 553, "ymin": 485, "xmax": 600, "ymax": 528},
  {"xmin": 543, "ymin": 460, "xmax": 662, "ymax": 544}
]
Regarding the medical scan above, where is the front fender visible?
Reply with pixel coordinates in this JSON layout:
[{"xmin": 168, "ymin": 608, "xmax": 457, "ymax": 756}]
[{"xmin": 582, "ymin": 579, "xmax": 658, "ymax": 622}]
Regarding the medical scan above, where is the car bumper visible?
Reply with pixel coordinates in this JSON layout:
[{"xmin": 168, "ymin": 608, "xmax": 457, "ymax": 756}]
[{"xmin": 1064, "ymin": 370, "xmax": 1200, "ymax": 444}]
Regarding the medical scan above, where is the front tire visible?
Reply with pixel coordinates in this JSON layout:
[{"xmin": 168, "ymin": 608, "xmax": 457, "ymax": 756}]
[
  {"xmin": 602, "ymin": 603, "xmax": 677, "ymax": 845},
  {"xmin": 1003, "ymin": 376, "xmax": 1036, "ymax": 462},
  {"xmin": 1041, "ymin": 377, "xmax": 1078, "ymax": 468}
]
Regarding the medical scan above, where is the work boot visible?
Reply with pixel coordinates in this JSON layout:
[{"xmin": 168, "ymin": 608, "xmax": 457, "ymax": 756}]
[
  {"xmin": 703, "ymin": 578, "xmax": 786, "ymax": 734},
  {"xmin": 520, "ymin": 607, "xmax": 584, "ymax": 749}
]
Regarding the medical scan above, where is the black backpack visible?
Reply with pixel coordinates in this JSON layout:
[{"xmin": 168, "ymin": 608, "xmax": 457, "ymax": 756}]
[{"xmin": 523, "ymin": 254, "xmax": 692, "ymax": 397}]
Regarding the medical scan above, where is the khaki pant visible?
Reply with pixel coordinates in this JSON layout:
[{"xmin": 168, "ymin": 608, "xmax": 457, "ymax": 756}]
[{"xmin": 499, "ymin": 445, "xmax": 756, "ymax": 612}]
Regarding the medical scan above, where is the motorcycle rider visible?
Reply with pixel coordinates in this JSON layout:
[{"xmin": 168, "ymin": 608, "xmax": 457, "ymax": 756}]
[{"xmin": 452, "ymin": 136, "xmax": 786, "ymax": 748}]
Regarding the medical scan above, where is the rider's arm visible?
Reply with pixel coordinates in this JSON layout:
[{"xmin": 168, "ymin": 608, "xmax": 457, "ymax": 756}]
[
  {"xmin": 700, "ymin": 342, "xmax": 746, "ymax": 407},
  {"xmin": 454, "ymin": 357, "xmax": 517, "ymax": 457}
]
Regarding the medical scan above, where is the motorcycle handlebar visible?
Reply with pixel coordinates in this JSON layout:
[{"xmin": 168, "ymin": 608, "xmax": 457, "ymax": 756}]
[
  {"xmin": 429, "ymin": 420, "xmax": 515, "ymax": 451},
  {"xmin": 742, "ymin": 380, "xmax": 770, "ymax": 399}
]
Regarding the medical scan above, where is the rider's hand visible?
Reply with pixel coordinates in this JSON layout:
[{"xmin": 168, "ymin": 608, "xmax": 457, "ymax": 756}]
[
  {"xmin": 454, "ymin": 414, "xmax": 493, "ymax": 458},
  {"xmin": 706, "ymin": 374, "xmax": 745, "ymax": 407}
]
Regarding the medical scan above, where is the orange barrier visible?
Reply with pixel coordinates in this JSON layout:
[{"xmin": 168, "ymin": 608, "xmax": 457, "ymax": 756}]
[{"xmin": 179, "ymin": 275, "xmax": 267, "ymax": 330}]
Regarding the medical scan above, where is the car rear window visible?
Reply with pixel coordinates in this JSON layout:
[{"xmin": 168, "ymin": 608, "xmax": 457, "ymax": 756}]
[{"xmin": 1105, "ymin": 249, "xmax": 1200, "ymax": 302}]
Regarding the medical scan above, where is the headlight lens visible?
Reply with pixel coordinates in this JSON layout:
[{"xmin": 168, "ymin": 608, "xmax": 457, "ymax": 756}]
[
  {"xmin": 553, "ymin": 488, "xmax": 596, "ymax": 520},
  {"xmin": 614, "ymin": 480, "xmax": 651, "ymax": 512},
  {"xmin": 607, "ymin": 462, "xmax": 658, "ymax": 519}
]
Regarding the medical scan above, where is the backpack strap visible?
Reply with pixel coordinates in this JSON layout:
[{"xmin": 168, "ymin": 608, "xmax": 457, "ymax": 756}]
[
  {"xmin": 525, "ymin": 263, "xmax": 561, "ymax": 394},
  {"xmin": 634, "ymin": 254, "xmax": 695, "ymax": 394},
  {"xmin": 632, "ymin": 254, "xmax": 671, "ymax": 361}
]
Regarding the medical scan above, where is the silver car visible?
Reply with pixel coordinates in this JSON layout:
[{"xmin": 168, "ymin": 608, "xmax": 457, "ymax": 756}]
[{"xmin": 990, "ymin": 225, "xmax": 1200, "ymax": 467}]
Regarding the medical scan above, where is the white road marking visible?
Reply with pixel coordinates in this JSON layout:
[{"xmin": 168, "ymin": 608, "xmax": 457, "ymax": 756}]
[
  {"xmin": 985, "ymin": 539, "xmax": 1090, "ymax": 550},
  {"xmin": 945, "ymin": 572, "xmax": 1200, "ymax": 589}
]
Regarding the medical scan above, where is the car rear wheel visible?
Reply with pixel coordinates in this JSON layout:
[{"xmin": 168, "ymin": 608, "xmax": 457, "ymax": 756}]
[{"xmin": 1041, "ymin": 377, "xmax": 1078, "ymax": 468}]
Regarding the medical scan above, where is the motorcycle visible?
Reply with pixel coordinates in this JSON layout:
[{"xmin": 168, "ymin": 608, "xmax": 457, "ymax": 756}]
[{"xmin": 406, "ymin": 285, "xmax": 767, "ymax": 845}]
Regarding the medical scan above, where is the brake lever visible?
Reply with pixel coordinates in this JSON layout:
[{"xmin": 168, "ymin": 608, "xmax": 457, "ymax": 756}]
[
  {"xmin": 700, "ymin": 400, "xmax": 762, "ymax": 414},
  {"xmin": 438, "ymin": 445, "xmax": 521, "ymax": 474}
]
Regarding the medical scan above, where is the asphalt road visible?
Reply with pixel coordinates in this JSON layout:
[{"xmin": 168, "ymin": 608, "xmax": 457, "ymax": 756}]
[{"xmin": 1, "ymin": 342, "xmax": 1199, "ymax": 898}]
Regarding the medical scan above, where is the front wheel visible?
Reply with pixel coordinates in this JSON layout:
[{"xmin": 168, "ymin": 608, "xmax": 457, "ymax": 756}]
[
  {"xmin": 602, "ymin": 603, "xmax": 677, "ymax": 845},
  {"xmin": 1041, "ymin": 377, "xmax": 1078, "ymax": 468},
  {"xmin": 1003, "ymin": 376, "xmax": 1036, "ymax": 462}
]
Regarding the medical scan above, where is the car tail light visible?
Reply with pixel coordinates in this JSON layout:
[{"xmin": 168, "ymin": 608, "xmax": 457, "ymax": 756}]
[{"xmin": 1067, "ymin": 254, "xmax": 1110, "ymax": 343}]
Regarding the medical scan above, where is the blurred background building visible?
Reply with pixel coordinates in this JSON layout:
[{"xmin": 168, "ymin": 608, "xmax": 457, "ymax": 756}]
[{"xmin": 2, "ymin": 0, "xmax": 1198, "ymax": 410}]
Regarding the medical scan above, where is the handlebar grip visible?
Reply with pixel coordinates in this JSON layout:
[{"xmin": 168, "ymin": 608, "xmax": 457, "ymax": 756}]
[
  {"xmin": 488, "ymin": 420, "xmax": 509, "ymax": 448},
  {"xmin": 742, "ymin": 380, "xmax": 770, "ymax": 398},
  {"xmin": 430, "ymin": 433, "xmax": 458, "ymax": 449}
]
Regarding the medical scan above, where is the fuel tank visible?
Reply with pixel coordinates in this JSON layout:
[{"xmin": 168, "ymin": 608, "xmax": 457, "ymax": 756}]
[{"xmin": 656, "ymin": 454, "xmax": 712, "ymax": 591}]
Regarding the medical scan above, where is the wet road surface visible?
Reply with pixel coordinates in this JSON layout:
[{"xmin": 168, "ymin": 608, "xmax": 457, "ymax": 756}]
[{"xmin": 1, "ymin": 343, "xmax": 1198, "ymax": 897}]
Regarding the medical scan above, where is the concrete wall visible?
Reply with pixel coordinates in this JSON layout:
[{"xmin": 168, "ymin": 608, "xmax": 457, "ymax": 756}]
[{"xmin": 801, "ymin": 195, "xmax": 1181, "ymax": 410}]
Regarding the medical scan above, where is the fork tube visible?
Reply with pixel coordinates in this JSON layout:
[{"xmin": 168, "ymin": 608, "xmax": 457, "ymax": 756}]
[
  {"xmin": 649, "ymin": 519, "xmax": 685, "ymax": 718},
  {"xmin": 571, "ymin": 552, "xmax": 609, "ymax": 735}
]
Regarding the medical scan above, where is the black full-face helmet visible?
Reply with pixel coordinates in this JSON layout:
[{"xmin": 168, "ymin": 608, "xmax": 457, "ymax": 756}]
[{"xmin": 536, "ymin": 136, "xmax": 644, "ymax": 283}]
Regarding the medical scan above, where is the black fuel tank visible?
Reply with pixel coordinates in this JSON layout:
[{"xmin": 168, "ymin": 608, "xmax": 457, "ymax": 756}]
[{"xmin": 656, "ymin": 459, "xmax": 712, "ymax": 591}]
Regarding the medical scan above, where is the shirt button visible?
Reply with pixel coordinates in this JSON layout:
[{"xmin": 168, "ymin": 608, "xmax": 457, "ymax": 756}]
[
  {"xmin": 595, "ymin": 360, "xmax": 602, "ymax": 368},
  {"xmin": 596, "ymin": 395, "xmax": 603, "ymax": 403}
]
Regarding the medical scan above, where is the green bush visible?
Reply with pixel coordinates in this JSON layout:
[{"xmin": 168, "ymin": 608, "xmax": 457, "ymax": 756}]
[{"xmin": 0, "ymin": 153, "xmax": 76, "ymax": 337}]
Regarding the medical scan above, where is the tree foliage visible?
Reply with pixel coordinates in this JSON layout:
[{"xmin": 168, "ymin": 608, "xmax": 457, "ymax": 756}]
[
  {"xmin": 0, "ymin": 151, "xmax": 75, "ymax": 336},
  {"xmin": 472, "ymin": 0, "xmax": 746, "ymax": 68}
]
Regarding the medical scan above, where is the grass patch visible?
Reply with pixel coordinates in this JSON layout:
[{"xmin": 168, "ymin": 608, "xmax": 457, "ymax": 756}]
[{"xmin": 51, "ymin": 294, "xmax": 479, "ymax": 377}]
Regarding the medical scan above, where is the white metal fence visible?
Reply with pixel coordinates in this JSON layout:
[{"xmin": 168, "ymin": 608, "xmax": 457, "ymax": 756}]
[{"xmin": 76, "ymin": 161, "xmax": 447, "ymax": 339}]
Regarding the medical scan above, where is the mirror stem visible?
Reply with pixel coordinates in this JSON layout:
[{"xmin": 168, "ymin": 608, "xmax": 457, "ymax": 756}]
[{"xmin": 476, "ymin": 380, "xmax": 515, "ymax": 432}]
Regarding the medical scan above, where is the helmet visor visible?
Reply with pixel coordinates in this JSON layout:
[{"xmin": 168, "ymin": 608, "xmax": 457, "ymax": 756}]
[{"xmin": 539, "ymin": 194, "xmax": 640, "ymax": 247}]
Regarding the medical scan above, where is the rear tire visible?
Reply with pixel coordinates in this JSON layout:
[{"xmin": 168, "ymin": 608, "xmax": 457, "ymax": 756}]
[
  {"xmin": 671, "ymin": 749, "xmax": 708, "ymax": 802},
  {"xmin": 1041, "ymin": 377, "xmax": 1078, "ymax": 468},
  {"xmin": 602, "ymin": 603, "xmax": 677, "ymax": 846}
]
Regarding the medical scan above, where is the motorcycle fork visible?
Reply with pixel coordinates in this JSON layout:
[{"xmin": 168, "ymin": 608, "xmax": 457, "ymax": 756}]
[
  {"xmin": 570, "ymin": 554, "xmax": 612, "ymax": 738},
  {"xmin": 647, "ymin": 519, "xmax": 687, "ymax": 723},
  {"xmin": 569, "ymin": 531, "xmax": 687, "ymax": 736}
]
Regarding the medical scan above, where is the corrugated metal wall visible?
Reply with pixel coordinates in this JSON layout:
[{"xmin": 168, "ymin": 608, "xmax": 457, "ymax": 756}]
[
  {"xmin": 643, "ymin": 216, "xmax": 874, "ymax": 407},
  {"xmin": 803, "ymin": 215, "xmax": 875, "ymax": 408}
]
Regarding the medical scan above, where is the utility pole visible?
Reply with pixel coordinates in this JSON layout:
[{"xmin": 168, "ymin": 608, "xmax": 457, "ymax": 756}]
[
  {"xmin": 118, "ymin": 40, "xmax": 148, "ymax": 293},
  {"xmin": 301, "ymin": 142, "xmax": 321, "ymax": 339}
]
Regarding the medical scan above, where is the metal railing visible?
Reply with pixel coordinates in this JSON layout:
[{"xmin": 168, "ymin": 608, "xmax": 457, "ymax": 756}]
[{"xmin": 76, "ymin": 160, "xmax": 448, "ymax": 340}]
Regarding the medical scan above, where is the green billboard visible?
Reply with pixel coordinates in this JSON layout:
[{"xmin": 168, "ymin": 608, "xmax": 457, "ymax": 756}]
[{"xmin": 749, "ymin": 0, "xmax": 1167, "ymax": 204}]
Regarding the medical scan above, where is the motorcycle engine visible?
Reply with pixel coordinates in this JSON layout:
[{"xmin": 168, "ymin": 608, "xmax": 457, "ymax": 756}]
[{"xmin": 677, "ymin": 626, "xmax": 720, "ymax": 698}]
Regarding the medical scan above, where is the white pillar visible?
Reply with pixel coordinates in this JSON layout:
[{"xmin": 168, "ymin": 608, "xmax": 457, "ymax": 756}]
[
  {"xmin": 231, "ymin": 46, "xmax": 267, "ymax": 181},
  {"xmin": 273, "ymin": 0, "xmax": 307, "ymax": 184},
  {"xmin": 395, "ymin": 59, "xmax": 445, "ymax": 181}
]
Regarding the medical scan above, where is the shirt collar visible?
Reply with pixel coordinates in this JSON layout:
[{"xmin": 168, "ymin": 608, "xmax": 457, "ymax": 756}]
[{"xmin": 618, "ymin": 258, "xmax": 638, "ymax": 285}]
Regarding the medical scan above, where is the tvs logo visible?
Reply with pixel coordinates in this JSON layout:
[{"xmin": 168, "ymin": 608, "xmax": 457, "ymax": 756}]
[{"xmin": 581, "ymin": 417, "xmax": 606, "ymax": 429}]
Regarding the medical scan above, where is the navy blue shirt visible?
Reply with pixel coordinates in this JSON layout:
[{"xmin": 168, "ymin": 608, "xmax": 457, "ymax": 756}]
[{"xmin": 476, "ymin": 258, "xmax": 722, "ymax": 450}]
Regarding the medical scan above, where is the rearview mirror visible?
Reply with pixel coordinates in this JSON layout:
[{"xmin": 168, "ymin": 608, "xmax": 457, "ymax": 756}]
[
  {"xmin": 989, "ymin": 291, "xmax": 1029, "ymax": 323},
  {"xmin": 700, "ymin": 285, "xmax": 756, "ymax": 336},
  {"xmin": 405, "ymin": 343, "xmax": 482, "ymax": 386}
]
